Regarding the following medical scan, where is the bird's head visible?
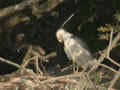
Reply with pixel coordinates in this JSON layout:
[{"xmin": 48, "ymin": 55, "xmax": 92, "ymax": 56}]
[
  {"xmin": 56, "ymin": 28, "xmax": 65, "ymax": 43},
  {"xmin": 56, "ymin": 28, "xmax": 72, "ymax": 43}
]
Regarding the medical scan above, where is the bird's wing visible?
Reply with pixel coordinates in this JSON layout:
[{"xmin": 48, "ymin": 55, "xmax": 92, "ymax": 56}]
[
  {"xmin": 64, "ymin": 46, "xmax": 72, "ymax": 60},
  {"xmin": 71, "ymin": 35, "xmax": 90, "ymax": 51},
  {"xmin": 64, "ymin": 38, "xmax": 93, "ymax": 66}
]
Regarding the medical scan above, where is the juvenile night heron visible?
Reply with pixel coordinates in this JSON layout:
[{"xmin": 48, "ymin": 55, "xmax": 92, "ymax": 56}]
[{"xmin": 56, "ymin": 28, "xmax": 97, "ymax": 72}]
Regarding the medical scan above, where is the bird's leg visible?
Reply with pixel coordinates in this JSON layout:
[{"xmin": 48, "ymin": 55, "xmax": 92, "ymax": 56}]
[
  {"xmin": 72, "ymin": 64, "xmax": 75, "ymax": 73},
  {"xmin": 73, "ymin": 64, "xmax": 76, "ymax": 73},
  {"xmin": 76, "ymin": 65, "xmax": 79, "ymax": 72},
  {"xmin": 81, "ymin": 66, "xmax": 87, "ymax": 72},
  {"xmin": 73, "ymin": 64, "xmax": 79, "ymax": 73}
]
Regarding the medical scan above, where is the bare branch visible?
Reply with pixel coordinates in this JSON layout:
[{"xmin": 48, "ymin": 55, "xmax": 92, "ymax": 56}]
[
  {"xmin": 0, "ymin": 57, "xmax": 21, "ymax": 68},
  {"xmin": 107, "ymin": 57, "xmax": 120, "ymax": 67},
  {"xmin": 0, "ymin": 0, "xmax": 63, "ymax": 19},
  {"xmin": 89, "ymin": 30, "xmax": 120, "ymax": 73},
  {"xmin": 109, "ymin": 71, "xmax": 120, "ymax": 89},
  {"xmin": 106, "ymin": 28, "xmax": 113, "ymax": 57}
]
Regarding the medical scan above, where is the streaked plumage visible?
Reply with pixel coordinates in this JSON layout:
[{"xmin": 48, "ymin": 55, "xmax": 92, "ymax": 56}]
[{"xmin": 56, "ymin": 28, "xmax": 97, "ymax": 70}]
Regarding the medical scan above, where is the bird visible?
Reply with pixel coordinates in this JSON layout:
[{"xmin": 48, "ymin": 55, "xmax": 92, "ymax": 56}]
[{"xmin": 56, "ymin": 28, "xmax": 97, "ymax": 72}]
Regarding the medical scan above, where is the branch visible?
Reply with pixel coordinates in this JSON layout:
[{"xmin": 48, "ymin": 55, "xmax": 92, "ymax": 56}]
[
  {"xmin": 89, "ymin": 30, "xmax": 120, "ymax": 73},
  {"xmin": 0, "ymin": 57, "xmax": 21, "ymax": 68},
  {"xmin": 0, "ymin": 0, "xmax": 63, "ymax": 19}
]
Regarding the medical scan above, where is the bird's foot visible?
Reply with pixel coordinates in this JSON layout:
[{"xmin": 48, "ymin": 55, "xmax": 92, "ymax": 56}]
[{"xmin": 73, "ymin": 66, "xmax": 79, "ymax": 73}]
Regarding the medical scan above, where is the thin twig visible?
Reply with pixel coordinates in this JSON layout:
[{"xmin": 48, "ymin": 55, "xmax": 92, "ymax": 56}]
[
  {"xmin": 111, "ymin": 32, "xmax": 120, "ymax": 48},
  {"xmin": 107, "ymin": 57, "xmax": 120, "ymax": 67},
  {"xmin": 34, "ymin": 55, "xmax": 43, "ymax": 75},
  {"xmin": 99, "ymin": 64, "xmax": 119, "ymax": 74},
  {"xmin": 88, "ymin": 54, "xmax": 106, "ymax": 74},
  {"xmin": 0, "ymin": 57, "xmax": 21, "ymax": 68},
  {"xmin": 108, "ymin": 71, "xmax": 120, "ymax": 89},
  {"xmin": 89, "ymin": 31, "xmax": 120, "ymax": 74},
  {"xmin": 29, "ymin": 51, "xmax": 56, "ymax": 62},
  {"xmin": 61, "ymin": 65, "xmax": 73, "ymax": 72},
  {"xmin": 20, "ymin": 46, "xmax": 32, "ymax": 74},
  {"xmin": 107, "ymin": 28, "xmax": 113, "ymax": 57},
  {"xmin": 40, "ymin": 72, "xmax": 93, "ymax": 84}
]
